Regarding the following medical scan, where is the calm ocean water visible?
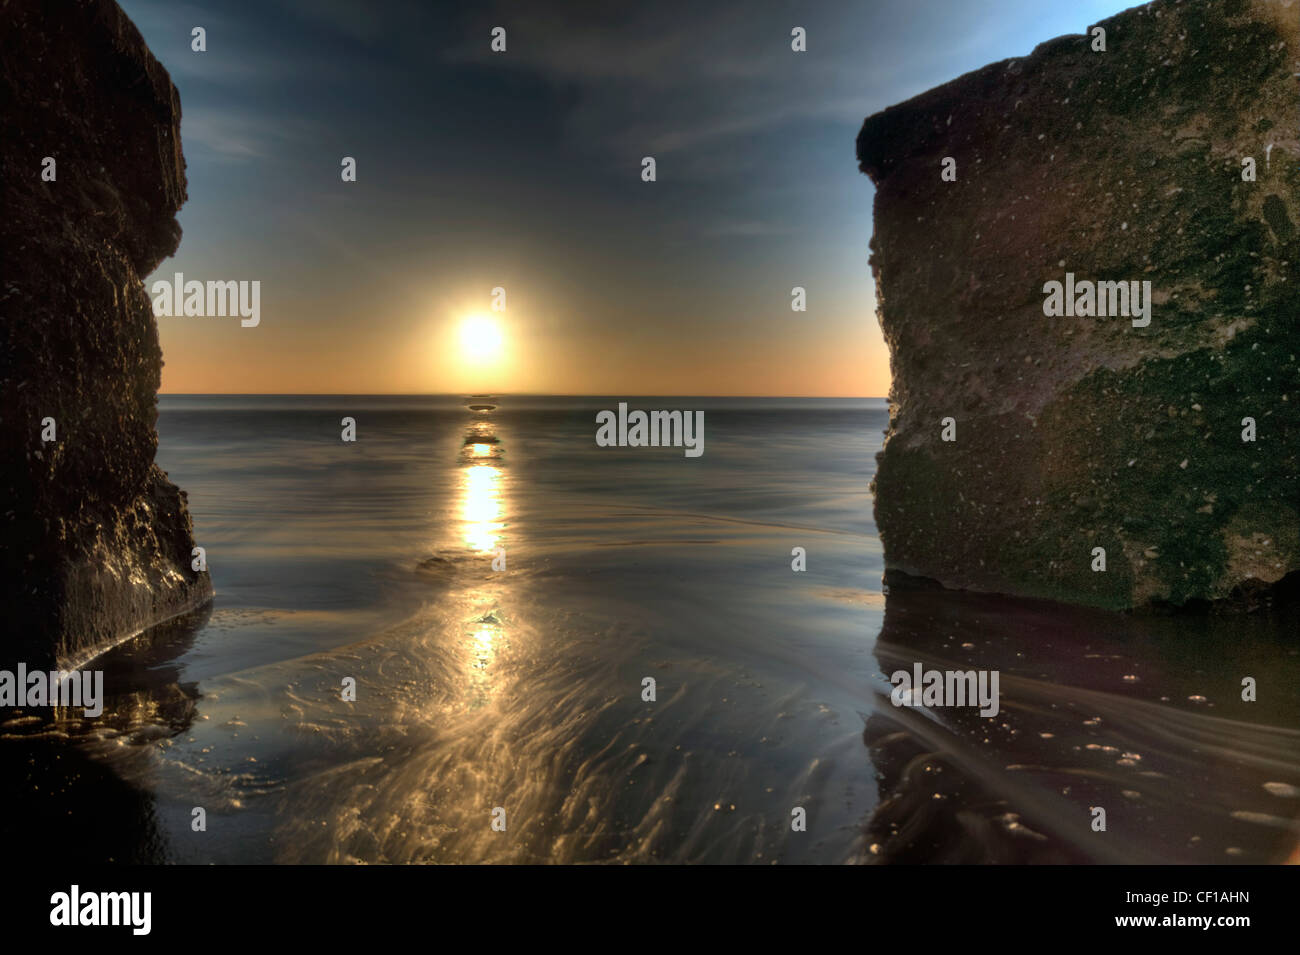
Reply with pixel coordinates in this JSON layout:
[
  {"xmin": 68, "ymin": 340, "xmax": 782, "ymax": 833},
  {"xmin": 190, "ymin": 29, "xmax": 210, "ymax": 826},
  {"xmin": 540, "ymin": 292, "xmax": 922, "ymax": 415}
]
[{"xmin": 4, "ymin": 395, "xmax": 1298, "ymax": 864}]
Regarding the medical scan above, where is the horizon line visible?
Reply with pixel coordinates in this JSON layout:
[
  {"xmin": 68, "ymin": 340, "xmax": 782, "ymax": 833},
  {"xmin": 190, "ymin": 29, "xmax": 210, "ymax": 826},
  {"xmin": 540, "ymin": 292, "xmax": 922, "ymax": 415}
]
[{"xmin": 158, "ymin": 392, "xmax": 889, "ymax": 399}]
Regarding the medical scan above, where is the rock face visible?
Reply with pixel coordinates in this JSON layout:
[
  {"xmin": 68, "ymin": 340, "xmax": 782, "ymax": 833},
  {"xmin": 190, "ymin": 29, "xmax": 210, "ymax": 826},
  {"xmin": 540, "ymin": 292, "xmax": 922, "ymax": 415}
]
[
  {"xmin": 0, "ymin": 0, "xmax": 211, "ymax": 666},
  {"xmin": 858, "ymin": 0, "xmax": 1300, "ymax": 610}
]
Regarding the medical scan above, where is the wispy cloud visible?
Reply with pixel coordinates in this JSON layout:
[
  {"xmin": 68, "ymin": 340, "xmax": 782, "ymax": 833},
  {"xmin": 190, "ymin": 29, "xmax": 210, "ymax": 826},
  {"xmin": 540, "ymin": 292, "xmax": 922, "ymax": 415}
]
[
  {"xmin": 181, "ymin": 108, "xmax": 325, "ymax": 163},
  {"xmin": 701, "ymin": 220, "xmax": 794, "ymax": 238}
]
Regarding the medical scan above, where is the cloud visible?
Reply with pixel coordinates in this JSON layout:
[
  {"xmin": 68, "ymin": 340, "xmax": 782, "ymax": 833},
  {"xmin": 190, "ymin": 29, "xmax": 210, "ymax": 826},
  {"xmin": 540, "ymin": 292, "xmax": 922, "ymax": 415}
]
[
  {"xmin": 701, "ymin": 220, "xmax": 794, "ymax": 238},
  {"xmin": 181, "ymin": 108, "xmax": 325, "ymax": 163}
]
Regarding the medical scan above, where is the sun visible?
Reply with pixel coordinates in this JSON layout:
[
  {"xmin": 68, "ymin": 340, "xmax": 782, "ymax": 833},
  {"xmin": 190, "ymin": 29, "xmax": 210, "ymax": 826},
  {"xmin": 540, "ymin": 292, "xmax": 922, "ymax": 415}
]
[{"xmin": 459, "ymin": 314, "xmax": 504, "ymax": 364}]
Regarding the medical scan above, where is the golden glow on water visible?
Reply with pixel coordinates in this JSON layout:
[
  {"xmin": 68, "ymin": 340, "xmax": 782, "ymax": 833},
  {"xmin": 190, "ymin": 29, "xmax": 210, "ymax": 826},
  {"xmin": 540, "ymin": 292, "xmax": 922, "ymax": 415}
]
[
  {"xmin": 458, "ymin": 417, "xmax": 508, "ymax": 704},
  {"xmin": 461, "ymin": 463, "xmax": 503, "ymax": 553},
  {"xmin": 467, "ymin": 619, "xmax": 503, "ymax": 702},
  {"xmin": 472, "ymin": 626, "xmax": 496, "ymax": 658}
]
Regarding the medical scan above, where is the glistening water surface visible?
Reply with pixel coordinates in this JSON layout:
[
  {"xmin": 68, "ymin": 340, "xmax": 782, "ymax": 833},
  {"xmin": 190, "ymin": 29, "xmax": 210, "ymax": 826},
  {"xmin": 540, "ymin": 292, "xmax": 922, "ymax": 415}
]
[{"xmin": 2, "ymin": 396, "xmax": 1297, "ymax": 864}]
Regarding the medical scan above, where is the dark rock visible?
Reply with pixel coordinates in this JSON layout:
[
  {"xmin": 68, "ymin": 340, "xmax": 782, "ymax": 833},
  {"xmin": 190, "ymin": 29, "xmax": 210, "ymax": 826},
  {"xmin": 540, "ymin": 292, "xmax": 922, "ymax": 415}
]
[
  {"xmin": 0, "ymin": 0, "xmax": 211, "ymax": 666},
  {"xmin": 858, "ymin": 0, "xmax": 1300, "ymax": 610}
]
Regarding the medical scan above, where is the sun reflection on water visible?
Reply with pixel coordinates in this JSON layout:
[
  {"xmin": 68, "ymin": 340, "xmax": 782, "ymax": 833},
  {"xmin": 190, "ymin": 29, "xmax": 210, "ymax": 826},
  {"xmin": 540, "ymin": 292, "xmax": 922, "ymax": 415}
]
[
  {"xmin": 461, "ymin": 463, "xmax": 503, "ymax": 553},
  {"xmin": 454, "ymin": 412, "xmax": 511, "ymax": 704},
  {"xmin": 465, "ymin": 615, "xmax": 506, "ymax": 705}
]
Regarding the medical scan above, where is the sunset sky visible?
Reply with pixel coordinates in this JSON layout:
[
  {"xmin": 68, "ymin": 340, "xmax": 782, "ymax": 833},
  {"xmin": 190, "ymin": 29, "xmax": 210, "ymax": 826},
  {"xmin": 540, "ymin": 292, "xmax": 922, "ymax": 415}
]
[{"xmin": 121, "ymin": 0, "xmax": 1130, "ymax": 396}]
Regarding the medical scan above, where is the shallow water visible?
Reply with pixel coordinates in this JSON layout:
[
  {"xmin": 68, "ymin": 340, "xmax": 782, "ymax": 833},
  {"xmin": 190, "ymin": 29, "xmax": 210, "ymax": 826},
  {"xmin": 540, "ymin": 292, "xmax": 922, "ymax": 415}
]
[
  {"xmin": 867, "ymin": 582, "xmax": 1300, "ymax": 863},
  {"xmin": 2, "ymin": 395, "xmax": 1297, "ymax": 864}
]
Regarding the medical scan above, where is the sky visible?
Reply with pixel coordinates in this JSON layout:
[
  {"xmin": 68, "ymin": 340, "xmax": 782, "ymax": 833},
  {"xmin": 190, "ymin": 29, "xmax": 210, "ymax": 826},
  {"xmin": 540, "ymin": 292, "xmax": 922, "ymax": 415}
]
[{"xmin": 120, "ymin": 0, "xmax": 1134, "ymax": 396}]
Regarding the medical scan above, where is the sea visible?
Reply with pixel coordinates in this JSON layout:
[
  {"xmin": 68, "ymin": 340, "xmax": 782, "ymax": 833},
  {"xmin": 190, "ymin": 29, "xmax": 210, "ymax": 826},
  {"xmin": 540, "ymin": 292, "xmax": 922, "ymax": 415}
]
[{"xmin": 3, "ymin": 395, "xmax": 1298, "ymax": 864}]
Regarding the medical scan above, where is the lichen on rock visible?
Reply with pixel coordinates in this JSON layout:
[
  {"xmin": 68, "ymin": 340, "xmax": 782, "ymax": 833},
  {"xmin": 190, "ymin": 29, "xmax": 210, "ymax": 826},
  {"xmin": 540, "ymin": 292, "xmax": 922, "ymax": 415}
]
[{"xmin": 858, "ymin": 0, "xmax": 1299, "ymax": 610}]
